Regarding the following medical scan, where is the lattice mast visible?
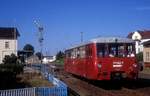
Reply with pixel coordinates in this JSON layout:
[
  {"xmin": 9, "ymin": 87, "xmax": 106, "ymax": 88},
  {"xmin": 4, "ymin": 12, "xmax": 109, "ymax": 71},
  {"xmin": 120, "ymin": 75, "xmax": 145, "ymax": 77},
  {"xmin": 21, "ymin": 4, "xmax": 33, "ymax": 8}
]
[{"xmin": 34, "ymin": 20, "xmax": 44, "ymax": 63}]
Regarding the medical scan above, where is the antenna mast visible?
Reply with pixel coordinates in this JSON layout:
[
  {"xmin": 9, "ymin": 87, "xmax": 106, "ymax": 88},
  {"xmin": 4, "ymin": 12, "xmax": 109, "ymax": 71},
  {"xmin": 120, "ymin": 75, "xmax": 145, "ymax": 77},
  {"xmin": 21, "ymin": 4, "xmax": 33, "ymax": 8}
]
[
  {"xmin": 34, "ymin": 20, "xmax": 44, "ymax": 63},
  {"xmin": 80, "ymin": 32, "xmax": 83, "ymax": 42}
]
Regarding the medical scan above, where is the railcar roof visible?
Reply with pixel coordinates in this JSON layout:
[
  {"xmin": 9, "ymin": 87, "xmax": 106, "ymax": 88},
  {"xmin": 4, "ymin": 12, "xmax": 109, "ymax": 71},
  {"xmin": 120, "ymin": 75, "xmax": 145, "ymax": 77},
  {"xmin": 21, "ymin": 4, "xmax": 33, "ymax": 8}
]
[
  {"xmin": 67, "ymin": 37, "xmax": 134, "ymax": 50},
  {"xmin": 91, "ymin": 37, "xmax": 134, "ymax": 43}
]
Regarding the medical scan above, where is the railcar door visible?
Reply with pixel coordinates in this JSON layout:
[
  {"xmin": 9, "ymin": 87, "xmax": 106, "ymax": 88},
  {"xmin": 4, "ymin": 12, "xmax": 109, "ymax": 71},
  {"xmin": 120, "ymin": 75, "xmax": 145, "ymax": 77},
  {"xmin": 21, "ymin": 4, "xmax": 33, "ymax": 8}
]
[{"xmin": 85, "ymin": 44, "xmax": 96, "ymax": 79}]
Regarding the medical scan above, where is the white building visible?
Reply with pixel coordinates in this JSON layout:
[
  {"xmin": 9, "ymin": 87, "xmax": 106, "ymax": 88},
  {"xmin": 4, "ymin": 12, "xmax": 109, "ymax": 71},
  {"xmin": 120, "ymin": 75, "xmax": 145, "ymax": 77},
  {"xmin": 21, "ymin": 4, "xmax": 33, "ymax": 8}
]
[
  {"xmin": 25, "ymin": 55, "xmax": 41, "ymax": 64},
  {"xmin": 42, "ymin": 56, "xmax": 56, "ymax": 64},
  {"xmin": 127, "ymin": 30, "xmax": 150, "ymax": 54},
  {"xmin": 0, "ymin": 27, "xmax": 20, "ymax": 63}
]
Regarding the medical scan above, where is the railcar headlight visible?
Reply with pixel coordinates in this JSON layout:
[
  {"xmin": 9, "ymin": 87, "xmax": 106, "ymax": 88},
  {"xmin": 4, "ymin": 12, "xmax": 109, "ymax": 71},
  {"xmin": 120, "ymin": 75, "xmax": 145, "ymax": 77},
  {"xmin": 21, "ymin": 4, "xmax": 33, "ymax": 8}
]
[
  {"xmin": 133, "ymin": 64, "xmax": 137, "ymax": 67},
  {"xmin": 97, "ymin": 64, "xmax": 102, "ymax": 68}
]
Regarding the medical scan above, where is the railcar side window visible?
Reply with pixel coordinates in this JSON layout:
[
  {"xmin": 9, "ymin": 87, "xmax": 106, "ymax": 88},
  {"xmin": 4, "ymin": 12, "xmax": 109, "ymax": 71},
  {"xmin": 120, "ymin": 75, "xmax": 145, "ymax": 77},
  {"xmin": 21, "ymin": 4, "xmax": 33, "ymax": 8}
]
[
  {"xmin": 97, "ymin": 44, "xmax": 105, "ymax": 57},
  {"xmin": 79, "ymin": 46, "xmax": 86, "ymax": 58},
  {"xmin": 71, "ymin": 49, "xmax": 76, "ymax": 59},
  {"xmin": 86, "ymin": 46, "xmax": 92, "ymax": 57},
  {"xmin": 75, "ymin": 48, "xmax": 78, "ymax": 58},
  {"xmin": 65, "ymin": 51, "xmax": 71, "ymax": 58},
  {"xmin": 68, "ymin": 46, "xmax": 86, "ymax": 59}
]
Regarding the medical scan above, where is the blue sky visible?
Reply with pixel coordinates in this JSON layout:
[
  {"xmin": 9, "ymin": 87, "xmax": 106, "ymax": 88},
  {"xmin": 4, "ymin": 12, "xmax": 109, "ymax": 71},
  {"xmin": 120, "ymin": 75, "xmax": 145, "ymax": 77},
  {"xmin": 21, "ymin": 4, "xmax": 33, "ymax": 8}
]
[{"xmin": 0, "ymin": 0, "xmax": 150, "ymax": 55}]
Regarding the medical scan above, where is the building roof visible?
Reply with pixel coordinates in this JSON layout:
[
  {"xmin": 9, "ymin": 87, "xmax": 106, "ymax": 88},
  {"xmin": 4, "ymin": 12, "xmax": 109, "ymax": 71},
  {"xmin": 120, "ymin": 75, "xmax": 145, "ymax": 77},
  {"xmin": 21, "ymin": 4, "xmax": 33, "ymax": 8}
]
[
  {"xmin": 143, "ymin": 40, "xmax": 150, "ymax": 47},
  {"xmin": 67, "ymin": 37, "xmax": 134, "ymax": 50},
  {"xmin": 0, "ymin": 27, "xmax": 20, "ymax": 39},
  {"xmin": 127, "ymin": 30, "xmax": 150, "ymax": 39},
  {"xmin": 127, "ymin": 32, "xmax": 133, "ymax": 39},
  {"xmin": 26, "ymin": 55, "xmax": 39, "ymax": 60}
]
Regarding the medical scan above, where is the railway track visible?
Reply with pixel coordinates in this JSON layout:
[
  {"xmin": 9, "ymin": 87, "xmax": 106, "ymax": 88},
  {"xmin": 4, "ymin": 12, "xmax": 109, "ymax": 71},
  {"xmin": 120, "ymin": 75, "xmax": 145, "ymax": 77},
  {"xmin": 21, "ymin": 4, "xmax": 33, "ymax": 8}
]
[
  {"xmin": 58, "ymin": 73, "xmax": 115, "ymax": 96},
  {"xmin": 49, "ymin": 65, "xmax": 150, "ymax": 96},
  {"xmin": 68, "ymin": 87, "xmax": 80, "ymax": 96}
]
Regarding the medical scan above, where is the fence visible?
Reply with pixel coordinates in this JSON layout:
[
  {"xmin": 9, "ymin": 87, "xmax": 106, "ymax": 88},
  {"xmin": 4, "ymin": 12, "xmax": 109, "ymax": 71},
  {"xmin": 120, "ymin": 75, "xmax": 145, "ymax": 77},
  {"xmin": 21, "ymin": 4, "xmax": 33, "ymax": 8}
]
[
  {"xmin": 0, "ymin": 64, "xmax": 68, "ymax": 96},
  {"xmin": 36, "ymin": 87, "xmax": 67, "ymax": 96},
  {"xmin": 0, "ymin": 88, "xmax": 35, "ymax": 96},
  {"xmin": 30, "ymin": 64, "xmax": 67, "ymax": 88},
  {"xmin": 0, "ymin": 87, "xmax": 67, "ymax": 96},
  {"xmin": 28, "ymin": 64, "xmax": 68, "ymax": 96}
]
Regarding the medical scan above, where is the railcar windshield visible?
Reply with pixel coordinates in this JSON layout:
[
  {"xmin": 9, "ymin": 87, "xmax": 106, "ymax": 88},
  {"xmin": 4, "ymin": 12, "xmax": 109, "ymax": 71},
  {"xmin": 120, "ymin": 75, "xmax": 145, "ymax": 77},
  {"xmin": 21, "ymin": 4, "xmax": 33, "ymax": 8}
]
[{"xmin": 97, "ymin": 43, "xmax": 135, "ymax": 57}]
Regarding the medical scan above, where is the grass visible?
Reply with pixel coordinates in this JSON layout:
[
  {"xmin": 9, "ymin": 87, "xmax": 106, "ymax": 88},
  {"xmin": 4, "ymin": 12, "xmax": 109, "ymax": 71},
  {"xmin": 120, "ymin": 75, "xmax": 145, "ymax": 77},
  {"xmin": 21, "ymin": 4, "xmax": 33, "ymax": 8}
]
[
  {"xmin": 0, "ymin": 70, "xmax": 53, "ymax": 90},
  {"xmin": 54, "ymin": 59, "xmax": 64, "ymax": 65},
  {"xmin": 18, "ymin": 69, "xmax": 53, "ymax": 87},
  {"xmin": 26, "ymin": 74, "xmax": 53, "ymax": 87}
]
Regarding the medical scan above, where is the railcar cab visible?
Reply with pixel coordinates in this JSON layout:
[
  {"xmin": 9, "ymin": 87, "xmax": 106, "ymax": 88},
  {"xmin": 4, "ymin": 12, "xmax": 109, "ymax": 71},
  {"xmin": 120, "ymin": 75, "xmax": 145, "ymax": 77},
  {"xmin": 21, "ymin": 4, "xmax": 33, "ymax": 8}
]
[{"xmin": 95, "ymin": 38, "xmax": 138, "ymax": 80}]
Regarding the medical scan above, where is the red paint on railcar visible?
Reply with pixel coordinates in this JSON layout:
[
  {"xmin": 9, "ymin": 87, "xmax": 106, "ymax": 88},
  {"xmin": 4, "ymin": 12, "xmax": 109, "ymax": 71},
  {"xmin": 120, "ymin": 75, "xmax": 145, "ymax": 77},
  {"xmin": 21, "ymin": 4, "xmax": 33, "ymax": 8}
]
[{"xmin": 64, "ymin": 37, "xmax": 139, "ymax": 80}]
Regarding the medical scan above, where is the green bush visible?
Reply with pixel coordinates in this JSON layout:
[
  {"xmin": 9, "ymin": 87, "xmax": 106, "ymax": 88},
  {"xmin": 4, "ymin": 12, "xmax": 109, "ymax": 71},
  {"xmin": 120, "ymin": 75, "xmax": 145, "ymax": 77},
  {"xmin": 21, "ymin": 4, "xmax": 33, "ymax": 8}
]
[
  {"xmin": 56, "ymin": 51, "xmax": 64, "ymax": 60},
  {"xmin": 55, "ymin": 58, "xmax": 64, "ymax": 65},
  {"xmin": 0, "ymin": 54, "xmax": 24, "ymax": 89},
  {"xmin": 0, "ymin": 64, "xmax": 23, "ymax": 75},
  {"xmin": 0, "ymin": 54, "xmax": 24, "ymax": 75}
]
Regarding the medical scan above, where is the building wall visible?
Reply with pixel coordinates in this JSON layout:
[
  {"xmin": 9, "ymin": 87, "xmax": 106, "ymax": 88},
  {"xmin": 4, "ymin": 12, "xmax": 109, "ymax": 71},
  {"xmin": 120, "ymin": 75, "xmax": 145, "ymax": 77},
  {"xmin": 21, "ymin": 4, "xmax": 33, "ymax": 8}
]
[
  {"xmin": 139, "ymin": 39, "xmax": 150, "ymax": 53},
  {"xmin": 132, "ymin": 31, "xmax": 142, "ymax": 40},
  {"xmin": 143, "ymin": 47, "xmax": 150, "ymax": 67},
  {"xmin": 25, "ymin": 56, "xmax": 40, "ymax": 64},
  {"xmin": 131, "ymin": 31, "xmax": 141, "ymax": 54},
  {"xmin": 42, "ymin": 56, "xmax": 56, "ymax": 64},
  {"xmin": 0, "ymin": 39, "xmax": 17, "ymax": 63},
  {"xmin": 131, "ymin": 31, "xmax": 150, "ymax": 54}
]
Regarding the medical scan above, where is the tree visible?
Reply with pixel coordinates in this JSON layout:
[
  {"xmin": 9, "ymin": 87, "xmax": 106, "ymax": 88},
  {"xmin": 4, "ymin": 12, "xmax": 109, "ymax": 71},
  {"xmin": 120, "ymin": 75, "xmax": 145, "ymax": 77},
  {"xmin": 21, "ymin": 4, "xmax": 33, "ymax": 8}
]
[
  {"xmin": 56, "ymin": 51, "xmax": 65, "ymax": 60},
  {"xmin": 136, "ymin": 52, "xmax": 143, "ymax": 62},
  {"xmin": 1, "ymin": 53, "xmax": 23, "ymax": 74},
  {"xmin": 17, "ymin": 50, "xmax": 25, "ymax": 63},
  {"xmin": 136, "ymin": 52, "xmax": 144, "ymax": 71},
  {"xmin": 3, "ymin": 54, "xmax": 18, "ymax": 64},
  {"xmin": 23, "ymin": 44, "xmax": 34, "ymax": 58},
  {"xmin": 0, "ymin": 54, "xmax": 24, "ymax": 89},
  {"xmin": 35, "ymin": 52, "xmax": 43, "ymax": 60}
]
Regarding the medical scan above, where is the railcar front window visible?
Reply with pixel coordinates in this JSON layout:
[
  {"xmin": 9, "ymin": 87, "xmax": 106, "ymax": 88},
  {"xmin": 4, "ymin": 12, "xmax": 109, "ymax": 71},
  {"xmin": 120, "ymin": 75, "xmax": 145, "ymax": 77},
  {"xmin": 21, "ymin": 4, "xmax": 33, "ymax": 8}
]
[{"xmin": 97, "ymin": 43, "xmax": 135, "ymax": 57}]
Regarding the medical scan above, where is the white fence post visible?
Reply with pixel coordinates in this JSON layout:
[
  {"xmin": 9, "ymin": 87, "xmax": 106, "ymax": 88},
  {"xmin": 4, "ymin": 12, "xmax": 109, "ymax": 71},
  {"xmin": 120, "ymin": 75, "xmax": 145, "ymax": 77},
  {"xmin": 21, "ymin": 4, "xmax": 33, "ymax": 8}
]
[{"xmin": 33, "ymin": 87, "xmax": 36, "ymax": 96}]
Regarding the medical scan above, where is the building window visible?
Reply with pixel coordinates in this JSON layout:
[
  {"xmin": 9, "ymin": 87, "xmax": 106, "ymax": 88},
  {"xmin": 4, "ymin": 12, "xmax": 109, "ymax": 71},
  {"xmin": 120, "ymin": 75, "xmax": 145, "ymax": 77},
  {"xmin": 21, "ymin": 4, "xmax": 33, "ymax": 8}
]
[
  {"xmin": 146, "ymin": 52, "xmax": 150, "ymax": 61},
  {"xmin": 135, "ymin": 36, "xmax": 138, "ymax": 40},
  {"xmin": 5, "ymin": 42, "xmax": 9, "ymax": 49}
]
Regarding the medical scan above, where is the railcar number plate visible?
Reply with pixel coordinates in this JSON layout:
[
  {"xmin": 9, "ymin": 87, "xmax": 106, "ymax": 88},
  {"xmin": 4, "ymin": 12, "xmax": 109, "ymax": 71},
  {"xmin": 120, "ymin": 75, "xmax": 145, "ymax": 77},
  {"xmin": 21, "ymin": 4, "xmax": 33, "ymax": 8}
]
[{"xmin": 113, "ymin": 61, "xmax": 123, "ymax": 67}]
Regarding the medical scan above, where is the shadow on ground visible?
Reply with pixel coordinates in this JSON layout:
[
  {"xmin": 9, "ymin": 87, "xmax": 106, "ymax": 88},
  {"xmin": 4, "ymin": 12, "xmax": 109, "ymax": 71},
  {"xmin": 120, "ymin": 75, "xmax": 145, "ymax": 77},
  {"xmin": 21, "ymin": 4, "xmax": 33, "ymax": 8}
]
[
  {"xmin": 72, "ymin": 74, "xmax": 150, "ymax": 90},
  {"xmin": 93, "ymin": 78, "xmax": 150, "ymax": 90}
]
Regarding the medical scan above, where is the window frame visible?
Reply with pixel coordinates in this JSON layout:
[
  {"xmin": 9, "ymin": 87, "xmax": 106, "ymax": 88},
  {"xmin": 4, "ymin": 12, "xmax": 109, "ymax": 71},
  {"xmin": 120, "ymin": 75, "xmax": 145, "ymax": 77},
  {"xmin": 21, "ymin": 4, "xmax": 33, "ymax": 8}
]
[{"xmin": 5, "ymin": 41, "xmax": 9, "ymax": 49}]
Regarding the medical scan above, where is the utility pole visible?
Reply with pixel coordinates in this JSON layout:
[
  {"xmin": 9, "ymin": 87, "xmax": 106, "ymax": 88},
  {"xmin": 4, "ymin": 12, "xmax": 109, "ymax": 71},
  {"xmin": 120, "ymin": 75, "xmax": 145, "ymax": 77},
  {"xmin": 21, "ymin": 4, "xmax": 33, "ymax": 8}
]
[
  {"xmin": 80, "ymin": 32, "xmax": 83, "ymax": 42},
  {"xmin": 34, "ymin": 20, "xmax": 44, "ymax": 64},
  {"xmin": 13, "ymin": 19, "xmax": 17, "ymax": 56},
  {"xmin": 14, "ymin": 27, "xmax": 16, "ymax": 55}
]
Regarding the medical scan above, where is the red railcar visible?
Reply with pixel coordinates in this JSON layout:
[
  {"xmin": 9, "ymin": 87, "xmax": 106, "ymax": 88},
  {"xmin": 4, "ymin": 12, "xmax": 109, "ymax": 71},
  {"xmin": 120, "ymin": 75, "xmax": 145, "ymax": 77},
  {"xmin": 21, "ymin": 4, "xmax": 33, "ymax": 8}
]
[{"xmin": 64, "ymin": 37, "xmax": 138, "ymax": 80}]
